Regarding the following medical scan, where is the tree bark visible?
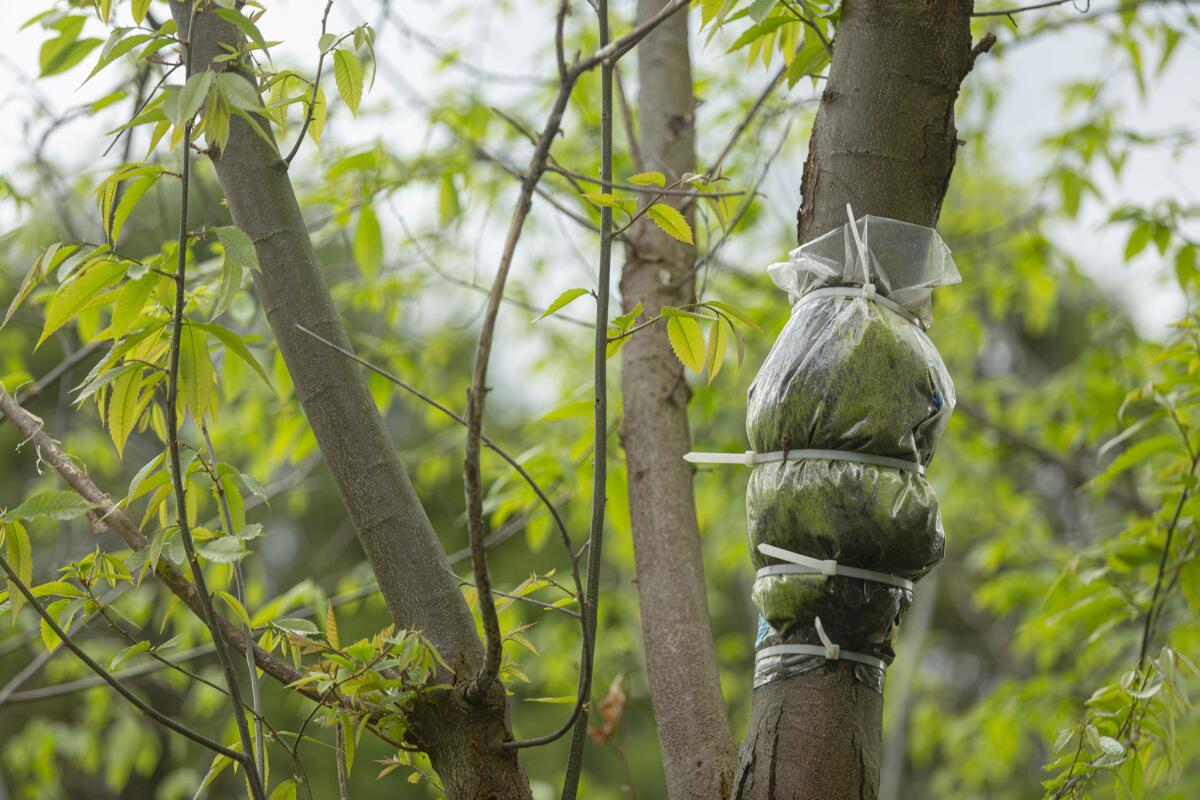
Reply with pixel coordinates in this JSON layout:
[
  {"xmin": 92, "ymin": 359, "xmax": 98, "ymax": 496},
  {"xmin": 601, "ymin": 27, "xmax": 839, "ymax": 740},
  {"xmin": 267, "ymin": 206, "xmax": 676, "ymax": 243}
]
[
  {"xmin": 173, "ymin": 8, "xmax": 530, "ymax": 798},
  {"xmin": 735, "ymin": 2, "xmax": 980, "ymax": 798},
  {"xmin": 619, "ymin": 3, "xmax": 736, "ymax": 798}
]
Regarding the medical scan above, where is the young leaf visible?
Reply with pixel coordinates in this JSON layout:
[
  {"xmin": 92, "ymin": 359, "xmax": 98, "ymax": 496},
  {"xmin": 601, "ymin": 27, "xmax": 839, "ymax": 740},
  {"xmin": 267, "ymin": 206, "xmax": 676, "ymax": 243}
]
[
  {"xmin": 39, "ymin": 259, "xmax": 127, "ymax": 346},
  {"xmin": 332, "ymin": 49, "xmax": 364, "ymax": 116},
  {"xmin": 3, "ymin": 522, "xmax": 32, "ymax": 621},
  {"xmin": 214, "ymin": 225, "xmax": 260, "ymax": 272},
  {"xmin": 177, "ymin": 70, "xmax": 214, "ymax": 128},
  {"xmin": 178, "ymin": 324, "xmax": 214, "ymax": 422},
  {"xmin": 627, "ymin": 171, "xmax": 666, "ymax": 187},
  {"xmin": 197, "ymin": 323, "xmax": 273, "ymax": 389},
  {"xmin": 107, "ymin": 368, "xmax": 144, "ymax": 457},
  {"xmin": 5, "ymin": 491, "xmax": 98, "ymax": 522},
  {"xmin": 216, "ymin": 591, "xmax": 251, "ymax": 627},
  {"xmin": 273, "ymin": 618, "xmax": 320, "ymax": 635},
  {"xmin": 581, "ymin": 192, "xmax": 625, "ymax": 210},
  {"xmin": 535, "ymin": 288, "xmax": 589, "ymax": 321},
  {"xmin": 111, "ymin": 273, "xmax": 157, "ymax": 339},
  {"xmin": 353, "ymin": 204, "xmax": 383, "ymax": 278},
  {"xmin": 110, "ymin": 640, "xmax": 151, "ymax": 670},
  {"xmin": 704, "ymin": 318, "xmax": 727, "ymax": 383},
  {"xmin": 197, "ymin": 537, "xmax": 247, "ymax": 564},
  {"xmin": 647, "ymin": 204, "xmax": 694, "ymax": 244},
  {"xmin": 325, "ymin": 600, "xmax": 340, "ymax": 650},
  {"xmin": 306, "ymin": 86, "xmax": 327, "ymax": 143},
  {"xmin": 666, "ymin": 316, "xmax": 705, "ymax": 372},
  {"xmin": 132, "ymin": 0, "xmax": 151, "ymax": 25}
]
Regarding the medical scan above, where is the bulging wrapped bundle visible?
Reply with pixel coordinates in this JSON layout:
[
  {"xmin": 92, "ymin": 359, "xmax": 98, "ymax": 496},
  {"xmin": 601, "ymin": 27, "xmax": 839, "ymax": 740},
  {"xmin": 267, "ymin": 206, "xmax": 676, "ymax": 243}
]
[{"xmin": 746, "ymin": 215, "xmax": 960, "ymax": 689}]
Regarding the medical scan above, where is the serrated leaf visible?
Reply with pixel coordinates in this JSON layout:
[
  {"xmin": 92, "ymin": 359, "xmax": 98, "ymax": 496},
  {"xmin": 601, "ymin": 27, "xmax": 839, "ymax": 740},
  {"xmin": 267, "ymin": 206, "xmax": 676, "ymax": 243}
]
[
  {"xmin": 581, "ymin": 192, "xmax": 624, "ymax": 210},
  {"xmin": 39, "ymin": 259, "xmax": 127, "ymax": 346},
  {"xmin": 273, "ymin": 618, "xmax": 319, "ymax": 635},
  {"xmin": 647, "ymin": 203, "xmax": 693, "ymax": 244},
  {"xmin": 196, "ymin": 537, "xmax": 247, "ymax": 564},
  {"xmin": 525, "ymin": 695, "xmax": 577, "ymax": 704},
  {"xmin": 107, "ymin": 367, "xmax": 143, "ymax": 457},
  {"xmin": 177, "ymin": 70, "xmax": 214, "ymax": 128},
  {"xmin": 306, "ymin": 87, "xmax": 327, "ymax": 143},
  {"xmin": 627, "ymin": 171, "xmax": 665, "ymax": 187},
  {"xmin": 5, "ymin": 491, "xmax": 98, "ymax": 522},
  {"xmin": 353, "ymin": 204, "xmax": 382, "ymax": 277},
  {"xmin": 132, "ymin": 0, "xmax": 151, "ymax": 25},
  {"xmin": 535, "ymin": 288, "xmax": 589, "ymax": 321},
  {"xmin": 703, "ymin": 300, "xmax": 763, "ymax": 332},
  {"xmin": 214, "ymin": 8, "xmax": 269, "ymax": 56},
  {"xmin": 178, "ymin": 324, "xmax": 213, "ymax": 422},
  {"xmin": 332, "ymin": 49, "xmax": 363, "ymax": 116},
  {"xmin": 666, "ymin": 316, "xmax": 705, "ymax": 372},
  {"xmin": 4, "ymin": 244, "xmax": 80, "ymax": 329},
  {"xmin": 214, "ymin": 225, "xmax": 260, "ymax": 273},
  {"xmin": 325, "ymin": 600, "xmax": 340, "ymax": 650},
  {"xmin": 111, "ymin": 273, "xmax": 157, "ymax": 339}
]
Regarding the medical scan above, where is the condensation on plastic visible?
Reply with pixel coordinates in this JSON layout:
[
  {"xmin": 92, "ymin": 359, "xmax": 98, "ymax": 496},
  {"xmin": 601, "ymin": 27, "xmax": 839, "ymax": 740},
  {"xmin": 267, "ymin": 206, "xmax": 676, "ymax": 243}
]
[
  {"xmin": 747, "ymin": 217, "xmax": 958, "ymax": 693},
  {"xmin": 767, "ymin": 215, "xmax": 961, "ymax": 325}
]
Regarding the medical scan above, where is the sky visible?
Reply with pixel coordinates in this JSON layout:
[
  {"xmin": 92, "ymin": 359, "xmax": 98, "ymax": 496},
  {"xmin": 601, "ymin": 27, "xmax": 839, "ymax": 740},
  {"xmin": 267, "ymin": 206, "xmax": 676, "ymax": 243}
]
[{"xmin": 1, "ymin": 0, "xmax": 1197, "ymax": 337}]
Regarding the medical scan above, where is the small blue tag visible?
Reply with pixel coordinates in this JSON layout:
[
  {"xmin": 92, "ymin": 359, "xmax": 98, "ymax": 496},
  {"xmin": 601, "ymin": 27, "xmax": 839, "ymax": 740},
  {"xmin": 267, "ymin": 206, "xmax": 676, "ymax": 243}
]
[
  {"xmin": 755, "ymin": 615, "xmax": 771, "ymax": 647},
  {"xmin": 932, "ymin": 393, "xmax": 943, "ymax": 410}
]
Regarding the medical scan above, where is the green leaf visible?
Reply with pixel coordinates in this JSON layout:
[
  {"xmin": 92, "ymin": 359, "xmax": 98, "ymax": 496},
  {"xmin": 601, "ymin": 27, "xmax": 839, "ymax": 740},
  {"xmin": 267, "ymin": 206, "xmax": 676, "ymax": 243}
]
[
  {"xmin": 535, "ymin": 288, "xmax": 589, "ymax": 321},
  {"xmin": 177, "ymin": 70, "xmax": 214, "ymax": 128},
  {"xmin": 107, "ymin": 367, "xmax": 144, "ymax": 457},
  {"xmin": 703, "ymin": 300, "xmax": 763, "ymax": 332},
  {"xmin": 3, "ymin": 243, "xmax": 81, "ymax": 329},
  {"xmin": 268, "ymin": 780, "xmax": 298, "ymax": 800},
  {"xmin": 197, "ymin": 322, "xmax": 272, "ymax": 389},
  {"xmin": 1124, "ymin": 223, "xmax": 1152, "ymax": 261},
  {"xmin": 647, "ymin": 203, "xmax": 694, "ymax": 244},
  {"xmin": 110, "ymin": 640, "xmax": 150, "ymax": 671},
  {"xmin": 215, "ymin": 72, "xmax": 262, "ymax": 112},
  {"xmin": 109, "ymin": 172, "xmax": 159, "ymax": 243},
  {"xmin": 1092, "ymin": 434, "xmax": 1179, "ymax": 490},
  {"xmin": 5, "ymin": 491, "xmax": 98, "ymax": 522},
  {"xmin": 748, "ymin": 0, "xmax": 778, "ymax": 22},
  {"xmin": 193, "ymin": 751, "xmax": 233, "ymax": 800},
  {"xmin": 627, "ymin": 171, "xmax": 665, "ymax": 187},
  {"xmin": 132, "ymin": 0, "xmax": 151, "ymax": 25},
  {"xmin": 353, "ymin": 204, "xmax": 383, "ymax": 278},
  {"xmin": 111, "ymin": 273, "xmax": 157, "ymax": 339},
  {"xmin": 307, "ymin": 86, "xmax": 327, "ymax": 143},
  {"xmin": 216, "ymin": 591, "xmax": 251, "ymax": 627},
  {"xmin": 40, "ymin": 18, "xmax": 103, "ymax": 78},
  {"xmin": 273, "ymin": 618, "xmax": 320, "ymax": 635},
  {"xmin": 4, "ymin": 522, "xmax": 32, "ymax": 621},
  {"xmin": 438, "ymin": 174, "xmax": 460, "ymax": 226},
  {"xmin": 581, "ymin": 192, "xmax": 624, "ymax": 210},
  {"xmin": 214, "ymin": 225, "xmax": 260, "ymax": 272},
  {"xmin": 666, "ymin": 317, "xmax": 705, "ymax": 372},
  {"xmin": 196, "ymin": 537, "xmax": 247, "ymax": 564},
  {"xmin": 39, "ymin": 259, "xmax": 127, "ymax": 346},
  {"xmin": 214, "ymin": 8, "xmax": 269, "ymax": 55},
  {"xmin": 178, "ymin": 324, "xmax": 214, "ymax": 422},
  {"xmin": 332, "ymin": 49, "xmax": 364, "ymax": 116},
  {"xmin": 704, "ymin": 318, "xmax": 727, "ymax": 383}
]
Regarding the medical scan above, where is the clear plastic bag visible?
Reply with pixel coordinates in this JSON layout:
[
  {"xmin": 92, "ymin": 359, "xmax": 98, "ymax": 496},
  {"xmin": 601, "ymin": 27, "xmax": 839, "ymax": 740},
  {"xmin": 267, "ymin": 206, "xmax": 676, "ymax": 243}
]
[
  {"xmin": 746, "ymin": 216, "xmax": 958, "ymax": 692},
  {"xmin": 767, "ymin": 215, "xmax": 961, "ymax": 325}
]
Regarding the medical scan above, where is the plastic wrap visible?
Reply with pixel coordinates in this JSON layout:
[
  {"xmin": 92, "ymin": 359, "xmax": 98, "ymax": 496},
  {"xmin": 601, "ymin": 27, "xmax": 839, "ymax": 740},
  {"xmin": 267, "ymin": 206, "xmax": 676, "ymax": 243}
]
[{"xmin": 747, "ymin": 215, "xmax": 958, "ymax": 693}]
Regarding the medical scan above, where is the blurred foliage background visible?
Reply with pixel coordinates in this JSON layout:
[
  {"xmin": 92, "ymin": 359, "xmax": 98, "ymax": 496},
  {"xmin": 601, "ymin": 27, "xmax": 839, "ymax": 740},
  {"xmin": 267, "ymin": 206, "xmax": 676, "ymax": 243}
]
[{"xmin": 2, "ymin": 0, "xmax": 1200, "ymax": 798}]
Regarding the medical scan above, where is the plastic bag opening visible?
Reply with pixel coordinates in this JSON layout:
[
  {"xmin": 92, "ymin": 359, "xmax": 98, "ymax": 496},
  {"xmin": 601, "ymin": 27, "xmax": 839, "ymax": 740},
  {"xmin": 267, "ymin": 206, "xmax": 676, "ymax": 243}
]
[{"xmin": 767, "ymin": 215, "xmax": 961, "ymax": 325}]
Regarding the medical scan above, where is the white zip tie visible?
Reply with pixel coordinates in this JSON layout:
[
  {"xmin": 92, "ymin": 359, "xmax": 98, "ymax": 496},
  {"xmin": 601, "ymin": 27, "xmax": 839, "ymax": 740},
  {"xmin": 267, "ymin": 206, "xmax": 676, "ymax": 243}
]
[
  {"xmin": 756, "ymin": 614, "xmax": 889, "ymax": 673},
  {"xmin": 755, "ymin": 543, "xmax": 915, "ymax": 591},
  {"xmin": 815, "ymin": 615, "xmax": 839, "ymax": 659},
  {"xmin": 684, "ymin": 448, "xmax": 924, "ymax": 476}
]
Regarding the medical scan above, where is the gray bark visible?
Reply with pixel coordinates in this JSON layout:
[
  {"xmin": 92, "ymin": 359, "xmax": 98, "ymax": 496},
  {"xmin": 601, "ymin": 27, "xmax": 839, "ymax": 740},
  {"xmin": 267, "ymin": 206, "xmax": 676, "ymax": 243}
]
[
  {"xmin": 735, "ymin": 2, "xmax": 980, "ymax": 798},
  {"xmin": 619, "ymin": 2, "xmax": 736, "ymax": 797},
  {"xmin": 172, "ymin": 8, "xmax": 530, "ymax": 798}
]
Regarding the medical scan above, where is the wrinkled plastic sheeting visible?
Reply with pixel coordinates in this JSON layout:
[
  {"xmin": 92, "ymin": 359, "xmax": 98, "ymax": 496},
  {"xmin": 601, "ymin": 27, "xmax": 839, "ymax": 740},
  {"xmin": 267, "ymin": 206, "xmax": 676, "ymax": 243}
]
[
  {"xmin": 768, "ymin": 215, "xmax": 961, "ymax": 325},
  {"xmin": 753, "ymin": 648, "xmax": 887, "ymax": 695},
  {"xmin": 748, "ymin": 216, "xmax": 958, "ymax": 694},
  {"xmin": 746, "ymin": 297, "xmax": 955, "ymax": 463}
]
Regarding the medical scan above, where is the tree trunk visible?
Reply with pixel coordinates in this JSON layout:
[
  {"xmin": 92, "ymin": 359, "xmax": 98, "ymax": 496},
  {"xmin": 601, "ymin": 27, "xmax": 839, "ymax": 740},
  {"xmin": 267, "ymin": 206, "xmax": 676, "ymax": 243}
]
[
  {"xmin": 735, "ymin": 2, "xmax": 981, "ymax": 797},
  {"xmin": 173, "ymin": 9, "xmax": 530, "ymax": 798},
  {"xmin": 619, "ymin": 3, "xmax": 736, "ymax": 798}
]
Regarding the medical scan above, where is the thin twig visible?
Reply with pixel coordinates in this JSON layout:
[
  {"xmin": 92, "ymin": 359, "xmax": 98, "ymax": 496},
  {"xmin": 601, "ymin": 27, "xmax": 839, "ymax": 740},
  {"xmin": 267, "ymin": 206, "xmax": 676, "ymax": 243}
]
[
  {"xmin": 973, "ymin": 0, "xmax": 1088, "ymax": 16},
  {"xmin": 202, "ymin": 421, "xmax": 267, "ymax": 789},
  {"xmin": 164, "ymin": 12, "xmax": 264, "ymax": 796},
  {"xmin": 0, "ymin": 554, "xmax": 247, "ymax": 763},
  {"xmin": 561, "ymin": 0, "xmax": 613, "ymax": 793},
  {"xmin": 284, "ymin": 0, "xmax": 335, "ymax": 165}
]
